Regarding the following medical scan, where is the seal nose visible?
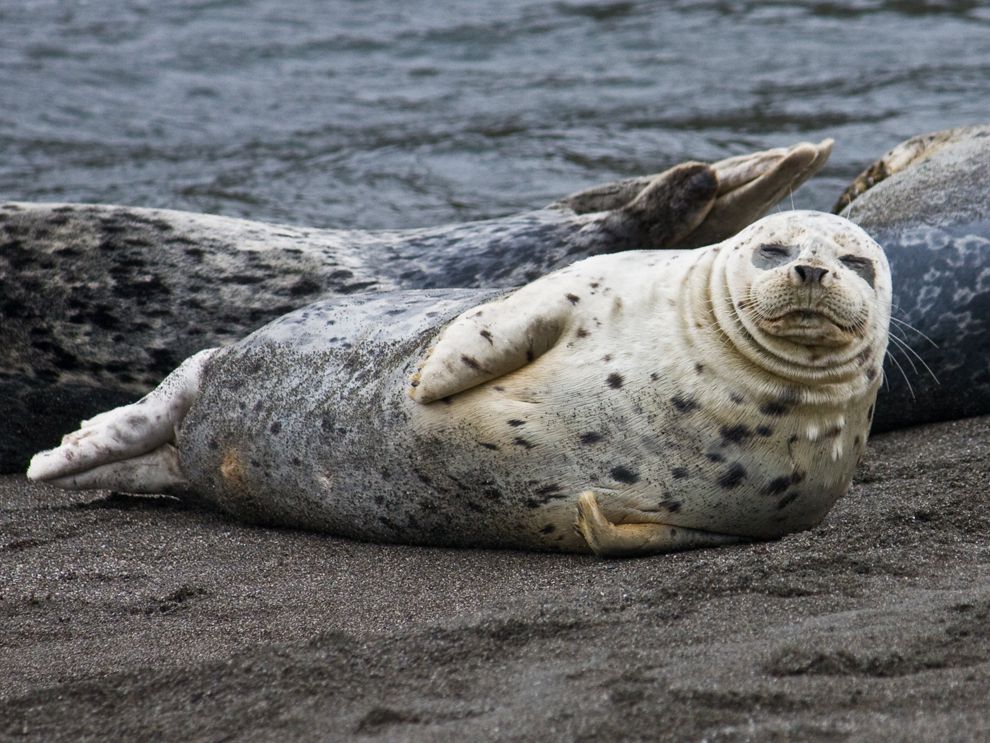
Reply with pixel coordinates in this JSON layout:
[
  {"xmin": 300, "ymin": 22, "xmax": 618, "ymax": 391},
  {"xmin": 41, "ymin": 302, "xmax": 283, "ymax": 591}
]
[{"xmin": 792, "ymin": 264, "xmax": 829, "ymax": 285}]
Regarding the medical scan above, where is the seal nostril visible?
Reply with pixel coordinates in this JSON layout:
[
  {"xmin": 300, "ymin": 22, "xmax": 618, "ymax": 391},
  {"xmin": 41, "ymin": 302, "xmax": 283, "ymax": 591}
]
[{"xmin": 794, "ymin": 265, "xmax": 828, "ymax": 284}]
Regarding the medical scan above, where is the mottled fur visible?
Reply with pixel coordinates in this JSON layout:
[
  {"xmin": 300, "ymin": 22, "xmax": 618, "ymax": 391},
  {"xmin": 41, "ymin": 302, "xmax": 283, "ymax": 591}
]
[{"xmin": 836, "ymin": 125, "xmax": 990, "ymax": 431}]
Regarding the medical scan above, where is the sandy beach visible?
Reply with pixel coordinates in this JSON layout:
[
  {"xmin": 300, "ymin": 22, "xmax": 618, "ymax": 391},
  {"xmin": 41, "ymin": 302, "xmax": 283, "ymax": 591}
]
[{"xmin": 2, "ymin": 414, "xmax": 988, "ymax": 741}]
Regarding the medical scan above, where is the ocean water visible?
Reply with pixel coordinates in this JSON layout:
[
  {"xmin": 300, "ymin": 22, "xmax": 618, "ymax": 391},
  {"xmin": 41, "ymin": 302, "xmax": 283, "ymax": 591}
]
[{"xmin": 1, "ymin": 0, "xmax": 988, "ymax": 230}]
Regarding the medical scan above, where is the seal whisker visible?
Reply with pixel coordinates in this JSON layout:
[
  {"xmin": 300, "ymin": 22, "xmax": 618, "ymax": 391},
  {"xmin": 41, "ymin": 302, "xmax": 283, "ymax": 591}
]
[
  {"xmin": 884, "ymin": 346, "xmax": 916, "ymax": 399},
  {"xmin": 889, "ymin": 314, "xmax": 940, "ymax": 349},
  {"xmin": 888, "ymin": 332, "xmax": 940, "ymax": 385}
]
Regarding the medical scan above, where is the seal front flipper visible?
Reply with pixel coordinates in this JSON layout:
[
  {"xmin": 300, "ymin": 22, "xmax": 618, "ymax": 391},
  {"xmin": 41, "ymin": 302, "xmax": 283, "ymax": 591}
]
[
  {"xmin": 26, "ymin": 348, "xmax": 217, "ymax": 491},
  {"xmin": 575, "ymin": 491, "xmax": 746, "ymax": 557},
  {"xmin": 409, "ymin": 276, "xmax": 582, "ymax": 403}
]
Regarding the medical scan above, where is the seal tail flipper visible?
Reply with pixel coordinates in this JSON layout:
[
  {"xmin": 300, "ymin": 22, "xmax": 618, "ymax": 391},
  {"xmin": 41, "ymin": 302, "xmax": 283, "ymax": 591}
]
[
  {"xmin": 554, "ymin": 139, "xmax": 833, "ymax": 249},
  {"xmin": 574, "ymin": 491, "xmax": 747, "ymax": 557},
  {"xmin": 26, "ymin": 348, "xmax": 217, "ymax": 491},
  {"xmin": 678, "ymin": 139, "xmax": 833, "ymax": 249},
  {"xmin": 44, "ymin": 444, "xmax": 191, "ymax": 496}
]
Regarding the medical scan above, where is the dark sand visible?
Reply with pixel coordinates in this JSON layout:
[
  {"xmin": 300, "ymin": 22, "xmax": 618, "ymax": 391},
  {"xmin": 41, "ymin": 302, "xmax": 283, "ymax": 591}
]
[{"xmin": 2, "ymin": 415, "xmax": 989, "ymax": 742}]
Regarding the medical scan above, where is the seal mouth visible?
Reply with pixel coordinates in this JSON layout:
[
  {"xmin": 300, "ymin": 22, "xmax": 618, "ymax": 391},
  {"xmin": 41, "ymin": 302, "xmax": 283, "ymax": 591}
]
[{"xmin": 760, "ymin": 309, "xmax": 856, "ymax": 347}]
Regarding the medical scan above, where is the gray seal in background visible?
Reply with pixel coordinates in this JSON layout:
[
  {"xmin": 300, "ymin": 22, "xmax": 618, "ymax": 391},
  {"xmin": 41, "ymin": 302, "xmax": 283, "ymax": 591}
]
[
  {"xmin": 836, "ymin": 125, "xmax": 990, "ymax": 432},
  {"xmin": 0, "ymin": 141, "xmax": 830, "ymax": 472}
]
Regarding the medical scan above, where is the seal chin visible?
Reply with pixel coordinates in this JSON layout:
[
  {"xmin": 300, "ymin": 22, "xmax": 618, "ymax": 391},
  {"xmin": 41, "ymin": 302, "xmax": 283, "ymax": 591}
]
[{"xmin": 758, "ymin": 309, "xmax": 856, "ymax": 348}]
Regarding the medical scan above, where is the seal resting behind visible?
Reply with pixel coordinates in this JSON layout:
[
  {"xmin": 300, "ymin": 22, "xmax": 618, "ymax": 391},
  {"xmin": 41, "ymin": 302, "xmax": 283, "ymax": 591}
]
[
  {"xmin": 834, "ymin": 124, "xmax": 990, "ymax": 432},
  {"xmin": 0, "ymin": 140, "xmax": 831, "ymax": 472},
  {"xmin": 29, "ymin": 211, "xmax": 891, "ymax": 557}
]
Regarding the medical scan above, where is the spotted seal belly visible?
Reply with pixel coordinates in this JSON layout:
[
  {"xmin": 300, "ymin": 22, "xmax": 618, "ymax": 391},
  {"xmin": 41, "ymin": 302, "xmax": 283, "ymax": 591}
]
[
  {"xmin": 0, "ymin": 141, "xmax": 831, "ymax": 472},
  {"xmin": 28, "ymin": 211, "xmax": 891, "ymax": 556}
]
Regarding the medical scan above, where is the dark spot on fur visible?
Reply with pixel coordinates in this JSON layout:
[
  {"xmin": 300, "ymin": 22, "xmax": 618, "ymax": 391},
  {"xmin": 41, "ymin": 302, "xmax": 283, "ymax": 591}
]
[
  {"xmin": 576, "ymin": 328, "xmax": 589, "ymax": 338},
  {"xmin": 756, "ymin": 425, "xmax": 773, "ymax": 437},
  {"xmin": 610, "ymin": 466, "xmax": 640, "ymax": 484},
  {"xmin": 854, "ymin": 435, "xmax": 862, "ymax": 447},
  {"xmin": 763, "ymin": 476, "xmax": 790, "ymax": 496},
  {"xmin": 777, "ymin": 492, "xmax": 799, "ymax": 510},
  {"xmin": 540, "ymin": 524, "xmax": 556, "ymax": 534},
  {"xmin": 480, "ymin": 329, "xmax": 493, "ymax": 344},
  {"xmin": 507, "ymin": 419, "xmax": 525, "ymax": 427},
  {"xmin": 606, "ymin": 372, "xmax": 624, "ymax": 389},
  {"xmin": 659, "ymin": 499, "xmax": 682, "ymax": 512},
  {"xmin": 479, "ymin": 442, "xmax": 499, "ymax": 451},
  {"xmin": 580, "ymin": 432, "xmax": 603, "ymax": 445},
  {"xmin": 671, "ymin": 394, "xmax": 698, "ymax": 413},
  {"xmin": 526, "ymin": 348, "xmax": 535, "ymax": 362},
  {"xmin": 720, "ymin": 424, "xmax": 751, "ymax": 443},
  {"xmin": 759, "ymin": 401, "xmax": 789, "ymax": 417},
  {"xmin": 695, "ymin": 363, "xmax": 704, "ymax": 374},
  {"xmin": 493, "ymin": 385, "xmax": 505, "ymax": 392},
  {"xmin": 671, "ymin": 466, "xmax": 689, "ymax": 479},
  {"xmin": 269, "ymin": 421, "xmax": 282, "ymax": 434},
  {"xmin": 513, "ymin": 437, "xmax": 536, "ymax": 450},
  {"xmin": 706, "ymin": 451, "xmax": 725, "ymax": 463},
  {"xmin": 718, "ymin": 462, "xmax": 747, "ymax": 489},
  {"xmin": 866, "ymin": 366, "xmax": 878, "ymax": 381},
  {"xmin": 566, "ymin": 293, "xmax": 580, "ymax": 304},
  {"xmin": 650, "ymin": 372, "xmax": 660, "ymax": 382},
  {"xmin": 730, "ymin": 392, "xmax": 745, "ymax": 404},
  {"xmin": 461, "ymin": 355, "xmax": 482, "ymax": 370},
  {"xmin": 590, "ymin": 282, "xmax": 600, "ymax": 288}
]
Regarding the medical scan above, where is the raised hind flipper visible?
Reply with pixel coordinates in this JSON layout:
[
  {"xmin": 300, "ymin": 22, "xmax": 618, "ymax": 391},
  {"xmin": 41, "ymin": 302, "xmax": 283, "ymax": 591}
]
[
  {"xmin": 557, "ymin": 139, "xmax": 833, "ymax": 249},
  {"xmin": 26, "ymin": 348, "xmax": 217, "ymax": 492},
  {"xmin": 575, "ymin": 491, "xmax": 747, "ymax": 557}
]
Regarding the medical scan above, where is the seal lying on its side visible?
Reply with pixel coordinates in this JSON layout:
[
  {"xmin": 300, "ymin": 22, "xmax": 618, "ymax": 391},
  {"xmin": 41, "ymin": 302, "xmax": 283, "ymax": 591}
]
[
  {"xmin": 0, "ymin": 141, "xmax": 831, "ymax": 472},
  {"xmin": 28, "ymin": 212, "xmax": 891, "ymax": 556},
  {"xmin": 834, "ymin": 125, "xmax": 990, "ymax": 432}
]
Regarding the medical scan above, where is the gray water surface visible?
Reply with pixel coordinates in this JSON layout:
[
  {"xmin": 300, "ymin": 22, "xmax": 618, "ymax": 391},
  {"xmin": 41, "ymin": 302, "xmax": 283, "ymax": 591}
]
[{"xmin": 1, "ymin": 1, "xmax": 988, "ymax": 229}]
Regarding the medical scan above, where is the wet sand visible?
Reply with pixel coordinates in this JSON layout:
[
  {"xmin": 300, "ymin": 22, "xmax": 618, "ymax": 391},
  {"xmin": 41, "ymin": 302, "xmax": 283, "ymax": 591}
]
[{"xmin": 2, "ymin": 415, "xmax": 989, "ymax": 741}]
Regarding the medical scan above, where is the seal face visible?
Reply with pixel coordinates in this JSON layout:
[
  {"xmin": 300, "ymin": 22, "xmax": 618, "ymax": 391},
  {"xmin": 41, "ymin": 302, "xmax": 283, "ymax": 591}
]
[{"xmin": 28, "ymin": 211, "xmax": 890, "ymax": 557}]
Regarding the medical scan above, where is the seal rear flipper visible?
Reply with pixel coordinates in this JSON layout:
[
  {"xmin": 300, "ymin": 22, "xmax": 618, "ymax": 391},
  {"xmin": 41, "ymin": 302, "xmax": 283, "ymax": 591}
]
[
  {"xmin": 679, "ymin": 139, "xmax": 834, "ymax": 249},
  {"xmin": 575, "ymin": 491, "xmax": 747, "ymax": 557},
  {"xmin": 555, "ymin": 140, "xmax": 833, "ymax": 249},
  {"xmin": 26, "ymin": 348, "xmax": 217, "ymax": 487},
  {"xmin": 45, "ymin": 444, "xmax": 191, "ymax": 496}
]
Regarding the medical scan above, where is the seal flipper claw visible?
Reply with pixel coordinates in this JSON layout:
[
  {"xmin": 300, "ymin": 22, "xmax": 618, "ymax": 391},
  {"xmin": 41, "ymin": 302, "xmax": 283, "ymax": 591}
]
[
  {"xmin": 575, "ymin": 491, "xmax": 746, "ymax": 558},
  {"xmin": 27, "ymin": 348, "xmax": 217, "ymax": 486}
]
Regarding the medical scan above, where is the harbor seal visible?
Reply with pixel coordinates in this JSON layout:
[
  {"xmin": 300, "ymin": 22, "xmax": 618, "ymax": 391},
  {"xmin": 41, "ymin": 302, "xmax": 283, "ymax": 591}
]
[
  {"xmin": 835, "ymin": 125, "xmax": 990, "ymax": 432},
  {"xmin": 28, "ymin": 211, "xmax": 891, "ymax": 556},
  {"xmin": 0, "ymin": 140, "xmax": 831, "ymax": 472}
]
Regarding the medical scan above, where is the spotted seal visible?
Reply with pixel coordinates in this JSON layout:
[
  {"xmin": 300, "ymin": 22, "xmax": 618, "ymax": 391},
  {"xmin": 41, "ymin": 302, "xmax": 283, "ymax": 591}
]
[
  {"xmin": 834, "ymin": 125, "xmax": 990, "ymax": 432},
  {"xmin": 0, "ymin": 141, "xmax": 831, "ymax": 472},
  {"xmin": 28, "ymin": 211, "xmax": 890, "ymax": 556}
]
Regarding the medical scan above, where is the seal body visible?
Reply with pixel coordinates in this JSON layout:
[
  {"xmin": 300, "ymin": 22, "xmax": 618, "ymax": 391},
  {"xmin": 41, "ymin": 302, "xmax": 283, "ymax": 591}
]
[
  {"xmin": 836, "ymin": 125, "xmax": 990, "ymax": 431},
  {"xmin": 0, "ymin": 141, "xmax": 832, "ymax": 472},
  {"xmin": 29, "ymin": 212, "xmax": 891, "ymax": 555}
]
